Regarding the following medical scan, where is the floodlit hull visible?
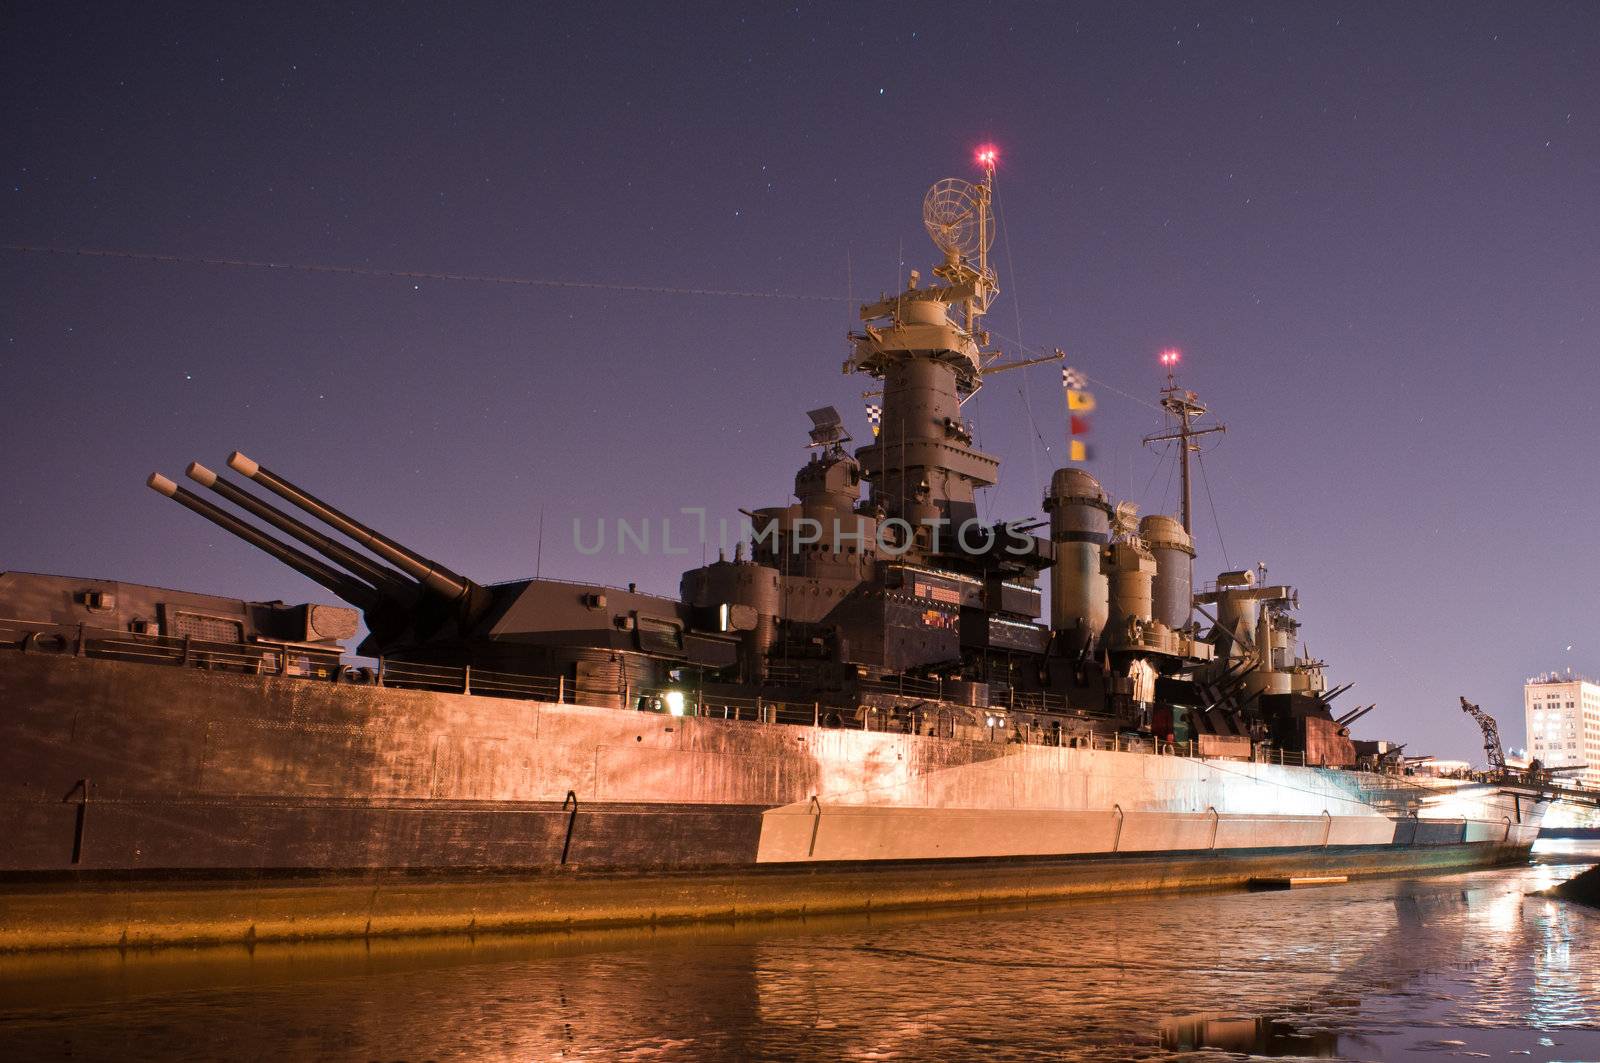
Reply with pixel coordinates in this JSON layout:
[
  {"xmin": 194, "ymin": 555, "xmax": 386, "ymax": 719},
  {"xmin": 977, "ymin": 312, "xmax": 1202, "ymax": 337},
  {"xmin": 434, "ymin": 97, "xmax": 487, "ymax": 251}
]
[{"xmin": 0, "ymin": 651, "xmax": 1539, "ymax": 949}]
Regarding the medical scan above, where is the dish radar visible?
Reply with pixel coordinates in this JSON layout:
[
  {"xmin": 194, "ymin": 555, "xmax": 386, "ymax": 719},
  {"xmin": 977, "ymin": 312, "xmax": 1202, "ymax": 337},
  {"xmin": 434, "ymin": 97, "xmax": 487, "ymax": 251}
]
[{"xmin": 922, "ymin": 178, "xmax": 994, "ymax": 261}]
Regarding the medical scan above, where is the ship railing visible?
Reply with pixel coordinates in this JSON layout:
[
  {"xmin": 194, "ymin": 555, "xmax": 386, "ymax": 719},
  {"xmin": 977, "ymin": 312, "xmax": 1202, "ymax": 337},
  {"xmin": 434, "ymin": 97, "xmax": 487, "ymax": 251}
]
[
  {"xmin": 1248, "ymin": 745, "xmax": 1308, "ymax": 768},
  {"xmin": 739, "ymin": 669, "xmax": 1108, "ymax": 721},
  {"xmin": 0, "ymin": 617, "xmax": 557, "ymax": 700},
  {"xmin": 371, "ymin": 658, "xmax": 459, "ymax": 691},
  {"xmin": 373, "ymin": 660, "xmax": 566, "ymax": 702},
  {"xmin": 858, "ymin": 674, "xmax": 947, "ymax": 700},
  {"xmin": 839, "ymin": 675, "xmax": 1095, "ymax": 719},
  {"xmin": 682, "ymin": 692, "xmax": 819, "ymax": 727},
  {"xmin": 465, "ymin": 668, "xmax": 563, "ymax": 700},
  {"xmin": 995, "ymin": 688, "xmax": 1085, "ymax": 716},
  {"xmin": 0, "ymin": 616, "xmax": 345, "ymax": 677}
]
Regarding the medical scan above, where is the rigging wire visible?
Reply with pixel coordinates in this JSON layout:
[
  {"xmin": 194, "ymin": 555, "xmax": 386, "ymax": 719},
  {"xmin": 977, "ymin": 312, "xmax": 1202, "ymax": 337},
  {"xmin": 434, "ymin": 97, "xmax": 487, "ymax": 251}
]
[
  {"xmin": 3, "ymin": 243, "xmax": 848, "ymax": 303},
  {"xmin": 992, "ymin": 190, "xmax": 1045, "ymax": 504},
  {"xmin": 1196, "ymin": 447, "xmax": 1231, "ymax": 569},
  {"xmin": 1081, "ymin": 370, "xmax": 1166, "ymax": 414},
  {"xmin": 17, "ymin": 244, "xmax": 1172, "ymax": 422},
  {"xmin": 15, "ymin": 242, "xmax": 1165, "ymax": 420},
  {"xmin": 986, "ymin": 327, "xmax": 1164, "ymax": 413},
  {"xmin": 1139, "ymin": 441, "xmax": 1170, "ymax": 507},
  {"xmin": 1160, "ymin": 445, "xmax": 1179, "ymax": 517}
]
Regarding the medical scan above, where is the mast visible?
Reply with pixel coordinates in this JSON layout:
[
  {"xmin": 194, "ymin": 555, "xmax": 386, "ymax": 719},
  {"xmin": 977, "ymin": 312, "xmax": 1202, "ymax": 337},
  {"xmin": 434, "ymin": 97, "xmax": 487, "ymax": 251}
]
[
  {"xmin": 844, "ymin": 149, "xmax": 1005, "ymax": 536},
  {"xmin": 1141, "ymin": 350, "xmax": 1225, "ymax": 537}
]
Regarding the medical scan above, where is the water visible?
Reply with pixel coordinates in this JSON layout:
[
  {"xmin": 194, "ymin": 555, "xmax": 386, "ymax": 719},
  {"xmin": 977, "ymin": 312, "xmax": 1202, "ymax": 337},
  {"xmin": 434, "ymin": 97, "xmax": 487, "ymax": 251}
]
[{"xmin": 1, "ymin": 844, "xmax": 1595, "ymax": 1062}]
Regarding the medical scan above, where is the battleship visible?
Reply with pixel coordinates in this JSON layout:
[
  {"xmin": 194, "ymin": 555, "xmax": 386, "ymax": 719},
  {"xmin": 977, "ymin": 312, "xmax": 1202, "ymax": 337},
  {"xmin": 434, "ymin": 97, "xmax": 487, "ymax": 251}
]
[{"xmin": 0, "ymin": 160, "xmax": 1546, "ymax": 949}]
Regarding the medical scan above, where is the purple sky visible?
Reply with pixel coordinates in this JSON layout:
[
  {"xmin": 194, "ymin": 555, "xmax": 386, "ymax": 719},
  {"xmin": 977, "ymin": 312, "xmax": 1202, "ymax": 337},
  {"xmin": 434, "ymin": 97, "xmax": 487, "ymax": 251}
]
[{"xmin": 4, "ymin": 3, "xmax": 1597, "ymax": 762}]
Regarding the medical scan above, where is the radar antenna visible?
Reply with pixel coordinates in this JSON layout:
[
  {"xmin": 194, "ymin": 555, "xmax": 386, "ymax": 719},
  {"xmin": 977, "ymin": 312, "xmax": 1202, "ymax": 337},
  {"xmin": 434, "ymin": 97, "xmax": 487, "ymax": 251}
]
[
  {"xmin": 1110, "ymin": 500, "xmax": 1141, "ymax": 540},
  {"xmin": 922, "ymin": 178, "xmax": 993, "ymax": 261},
  {"xmin": 845, "ymin": 147, "xmax": 1004, "ymax": 394},
  {"xmin": 804, "ymin": 406, "xmax": 851, "ymax": 457},
  {"xmin": 921, "ymin": 155, "xmax": 998, "ymax": 327}
]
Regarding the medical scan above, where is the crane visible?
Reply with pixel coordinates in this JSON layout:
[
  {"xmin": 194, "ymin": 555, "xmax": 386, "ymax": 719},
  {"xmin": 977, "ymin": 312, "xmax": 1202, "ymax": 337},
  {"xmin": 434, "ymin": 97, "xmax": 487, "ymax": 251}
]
[{"xmin": 1459, "ymin": 696, "xmax": 1506, "ymax": 775}]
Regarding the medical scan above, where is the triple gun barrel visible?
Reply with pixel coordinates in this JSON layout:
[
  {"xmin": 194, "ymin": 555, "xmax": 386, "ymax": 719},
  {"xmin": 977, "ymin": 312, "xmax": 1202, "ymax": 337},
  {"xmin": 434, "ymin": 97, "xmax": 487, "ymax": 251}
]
[{"xmin": 147, "ymin": 452, "xmax": 481, "ymax": 623}]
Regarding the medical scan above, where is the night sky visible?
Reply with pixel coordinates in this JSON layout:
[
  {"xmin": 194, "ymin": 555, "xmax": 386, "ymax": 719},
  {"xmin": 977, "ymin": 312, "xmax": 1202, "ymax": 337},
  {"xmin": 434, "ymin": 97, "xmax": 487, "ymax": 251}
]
[{"xmin": 4, "ymin": 3, "xmax": 1597, "ymax": 761}]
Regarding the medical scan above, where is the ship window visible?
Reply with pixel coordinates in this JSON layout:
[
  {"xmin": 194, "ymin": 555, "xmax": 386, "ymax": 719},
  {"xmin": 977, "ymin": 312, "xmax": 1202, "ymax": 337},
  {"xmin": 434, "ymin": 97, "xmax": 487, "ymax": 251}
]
[{"xmin": 80, "ymin": 590, "xmax": 116, "ymax": 612}]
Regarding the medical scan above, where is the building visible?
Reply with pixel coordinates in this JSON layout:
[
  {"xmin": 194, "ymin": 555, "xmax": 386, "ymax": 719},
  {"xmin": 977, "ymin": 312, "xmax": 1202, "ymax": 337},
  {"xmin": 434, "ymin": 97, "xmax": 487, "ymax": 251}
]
[{"xmin": 1524, "ymin": 671, "xmax": 1600, "ymax": 788}]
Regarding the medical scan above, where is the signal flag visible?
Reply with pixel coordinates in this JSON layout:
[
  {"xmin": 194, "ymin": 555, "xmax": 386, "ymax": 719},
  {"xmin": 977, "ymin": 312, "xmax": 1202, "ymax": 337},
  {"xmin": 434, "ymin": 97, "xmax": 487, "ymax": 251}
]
[{"xmin": 1063, "ymin": 364, "xmax": 1094, "ymax": 463}]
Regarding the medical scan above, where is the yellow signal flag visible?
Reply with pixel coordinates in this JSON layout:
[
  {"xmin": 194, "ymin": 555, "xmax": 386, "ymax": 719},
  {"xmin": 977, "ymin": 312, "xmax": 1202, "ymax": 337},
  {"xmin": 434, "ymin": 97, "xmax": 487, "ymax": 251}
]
[
  {"xmin": 1069, "ymin": 439, "xmax": 1089, "ymax": 462},
  {"xmin": 1067, "ymin": 389, "xmax": 1096, "ymax": 412}
]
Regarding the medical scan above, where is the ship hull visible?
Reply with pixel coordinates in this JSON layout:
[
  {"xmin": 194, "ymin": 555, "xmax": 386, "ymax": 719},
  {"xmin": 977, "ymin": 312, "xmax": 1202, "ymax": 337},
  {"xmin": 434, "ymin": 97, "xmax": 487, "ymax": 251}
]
[
  {"xmin": 0, "ymin": 651, "xmax": 1539, "ymax": 949},
  {"xmin": 0, "ymin": 840, "xmax": 1532, "ymax": 952}
]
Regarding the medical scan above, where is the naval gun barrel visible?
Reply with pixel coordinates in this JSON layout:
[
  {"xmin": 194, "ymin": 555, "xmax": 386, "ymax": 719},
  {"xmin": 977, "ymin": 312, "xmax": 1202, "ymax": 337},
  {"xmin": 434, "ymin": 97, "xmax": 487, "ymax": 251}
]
[
  {"xmin": 185, "ymin": 462, "xmax": 419, "ymax": 602},
  {"xmin": 1338, "ymin": 704, "xmax": 1375, "ymax": 728},
  {"xmin": 226, "ymin": 451, "xmax": 475, "ymax": 603},
  {"xmin": 146, "ymin": 473, "xmax": 381, "ymax": 610},
  {"xmin": 1321, "ymin": 682, "xmax": 1354, "ymax": 705}
]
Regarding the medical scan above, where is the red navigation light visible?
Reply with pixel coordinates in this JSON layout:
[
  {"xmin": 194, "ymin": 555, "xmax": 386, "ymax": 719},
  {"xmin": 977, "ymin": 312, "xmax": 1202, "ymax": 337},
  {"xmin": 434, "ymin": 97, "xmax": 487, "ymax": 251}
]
[
  {"xmin": 975, "ymin": 144, "xmax": 999, "ymax": 169},
  {"xmin": 1159, "ymin": 348, "xmax": 1181, "ymax": 367}
]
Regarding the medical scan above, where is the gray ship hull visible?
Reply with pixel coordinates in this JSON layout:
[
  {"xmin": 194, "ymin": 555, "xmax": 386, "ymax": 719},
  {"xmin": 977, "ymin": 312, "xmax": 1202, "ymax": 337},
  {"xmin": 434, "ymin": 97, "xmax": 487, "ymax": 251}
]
[{"xmin": 0, "ymin": 650, "xmax": 1539, "ymax": 949}]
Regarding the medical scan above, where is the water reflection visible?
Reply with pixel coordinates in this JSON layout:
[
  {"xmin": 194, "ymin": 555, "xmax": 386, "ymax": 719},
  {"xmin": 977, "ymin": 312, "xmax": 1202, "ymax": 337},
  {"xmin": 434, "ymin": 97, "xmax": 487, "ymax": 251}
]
[
  {"xmin": 0, "ymin": 849, "xmax": 1596, "ymax": 1061},
  {"xmin": 1159, "ymin": 1012, "xmax": 1342, "ymax": 1056}
]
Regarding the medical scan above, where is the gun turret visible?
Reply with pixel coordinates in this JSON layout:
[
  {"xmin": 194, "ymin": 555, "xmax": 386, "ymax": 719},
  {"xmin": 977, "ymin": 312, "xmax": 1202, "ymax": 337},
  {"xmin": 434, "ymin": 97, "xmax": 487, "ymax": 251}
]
[{"xmin": 150, "ymin": 454, "xmax": 492, "ymax": 657}]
